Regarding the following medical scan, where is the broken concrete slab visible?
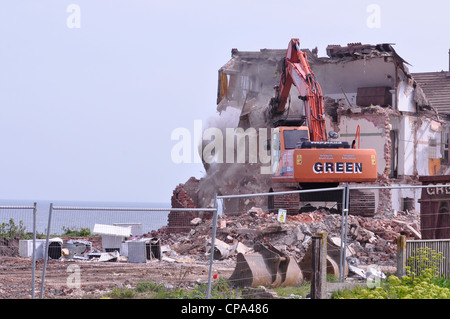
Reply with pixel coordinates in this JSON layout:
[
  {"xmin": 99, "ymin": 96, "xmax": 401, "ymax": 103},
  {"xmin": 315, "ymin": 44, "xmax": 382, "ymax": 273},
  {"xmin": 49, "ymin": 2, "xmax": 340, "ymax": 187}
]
[
  {"xmin": 190, "ymin": 217, "xmax": 202, "ymax": 226},
  {"xmin": 347, "ymin": 258, "xmax": 386, "ymax": 280},
  {"xmin": 208, "ymin": 238, "xmax": 236, "ymax": 260},
  {"xmin": 88, "ymin": 251, "xmax": 120, "ymax": 262}
]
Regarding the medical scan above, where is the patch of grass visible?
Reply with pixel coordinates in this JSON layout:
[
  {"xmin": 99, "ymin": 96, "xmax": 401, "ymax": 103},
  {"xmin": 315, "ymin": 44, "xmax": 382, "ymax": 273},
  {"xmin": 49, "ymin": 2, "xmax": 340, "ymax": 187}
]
[
  {"xmin": 432, "ymin": 276, "xmax": 450, "ymax": 289},
  {"xmin": 106, "ymin": 287, "xmax": 137, "ymax": 299},
  {"xmin": 273, "ymin": 282, "xmax": 310, "ymax": 299},
  {"xmin": 326, "ymin": 274, "xmax": 340, "ymax": 283},
  {"xmin": 134, "ymin": 281, "xmax": 166, "ymax": 293},
  {"xmin": 103, "ymin": 278, "xmax": 242, "ymax": 299},
  {"xmin": 133, "ymin": 281, "xmax": 179, "ymax": 299}
]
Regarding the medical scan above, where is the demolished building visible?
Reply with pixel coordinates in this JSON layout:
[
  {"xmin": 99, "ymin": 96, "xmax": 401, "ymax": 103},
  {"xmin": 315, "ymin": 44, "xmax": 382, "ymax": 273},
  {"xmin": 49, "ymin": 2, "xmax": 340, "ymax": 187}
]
[
  {"xmin": 171, "ymin": 41, "xmax": 450, "ymax": 224},
  {"xmin": 412, "ymin": 52, "xmax": 450, "ymax": 172}
]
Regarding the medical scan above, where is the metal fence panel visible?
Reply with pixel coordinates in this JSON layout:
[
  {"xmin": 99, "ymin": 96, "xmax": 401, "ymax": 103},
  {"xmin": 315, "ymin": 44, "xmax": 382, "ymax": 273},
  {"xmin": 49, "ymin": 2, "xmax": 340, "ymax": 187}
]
[
  {"xmin": 1, "ymin": 183, "xmax": 449, "ymax": 299},
  {"xmin": 215, "ymin": 187, "xmax": 346, "ymax": 298},
  {"xmin": 39, "ymin": 204, "xmax": 218, "ymax": 299},
  {"xmin": 209, "ymin": 183, "xmax": 450, "ymax": 298},
  {"xmin": 0, "ymin": 203, "xmax": 37, "ymax": 299}
]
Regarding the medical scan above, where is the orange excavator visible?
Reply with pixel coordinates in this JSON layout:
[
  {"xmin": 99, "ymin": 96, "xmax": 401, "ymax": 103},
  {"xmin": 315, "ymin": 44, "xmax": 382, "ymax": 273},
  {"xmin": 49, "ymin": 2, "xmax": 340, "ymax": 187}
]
[
  {"xmin": 266, "ymin": 39, "xmax": 377, "ymax": 213},
  {"xmin": 228, "ymin": 39, "xmax": 377, "ymax": 288}
]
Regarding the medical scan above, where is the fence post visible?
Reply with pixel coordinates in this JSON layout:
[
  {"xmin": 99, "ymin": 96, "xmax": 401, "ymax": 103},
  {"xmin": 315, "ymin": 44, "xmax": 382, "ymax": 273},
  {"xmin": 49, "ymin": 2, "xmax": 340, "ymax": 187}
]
[
  {"xmin": 40, "ymin": 202, "xmax": 53, "ymax": 299},
  {"xmin": 339, "ymin": 183, "xmax": 349, "ymax": 282},
  {"xmin": 31, "ymin": 202, "xmax": 37, "ymax": 299},
  {"xmin": 206, "ymin": 194, "xmax": 219, "ymax": 299},
  {"xmin": 397, "ymin": 235, "xmax": 407, "ymax": 278},
  {"xmin": 311, "ymin": 232, "xmax": 327, "ymax": 299}
]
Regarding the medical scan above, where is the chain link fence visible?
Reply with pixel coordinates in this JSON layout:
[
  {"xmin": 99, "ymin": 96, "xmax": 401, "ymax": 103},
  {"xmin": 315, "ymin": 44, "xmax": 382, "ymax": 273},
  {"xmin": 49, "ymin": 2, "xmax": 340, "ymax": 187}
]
[
  {"xmin": 215, "ymin": 187, "xmax": 347, "ymax": 298},
  {"xmin": 0, "ymin": 202, "xmax": 37, "ymax": 298},
  {"xmin": 1, "ymin": 182, "xmax": 449, "ymax": 299},
  {"xmin": 38, "ymin": 204, "xmax": 219, "ymax": 299},
  {"xmin": 0, "ymin": 201, "xmax": 220, "ymax": 299},
  {"xmin": 211, "ymin": 183, "xmax": 450, "ymax": 298}
]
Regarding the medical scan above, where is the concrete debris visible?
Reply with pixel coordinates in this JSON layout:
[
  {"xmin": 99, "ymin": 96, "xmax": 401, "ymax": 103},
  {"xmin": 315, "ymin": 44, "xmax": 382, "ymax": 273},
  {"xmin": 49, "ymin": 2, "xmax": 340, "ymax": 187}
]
[
  {"xmin": 190, "ymin": 217, "xmax": 203, "ymax": 226},
  {"xmin": 207, "ymin": 238, "xmax": 251, "ymax": 260},
  {"xmin": 12, "ymin": 207, "xmax": 420, "ymax": 275},
  {"xmin": 347, "ymin": 258, "xmax": 386, "ymax": 280},
  {"xmin": 97, "ymin": 251, "xmax": 120, "ymax": 262},
  {"xmin": 207, "ymin": 238, "xmax": 235, "ymax": 260},
  {"xmin": 153, "ymin": 205, "xmax": 420, "ymax": 272}
]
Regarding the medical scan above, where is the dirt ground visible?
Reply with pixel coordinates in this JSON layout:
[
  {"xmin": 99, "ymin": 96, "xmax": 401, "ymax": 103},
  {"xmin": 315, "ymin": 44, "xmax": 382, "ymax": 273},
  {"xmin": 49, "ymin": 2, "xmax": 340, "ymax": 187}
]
[
  {"xmin": 0, "ymin": 234, "xmax": 235, "ymax": 299},
  {"xmin": 0, "ymin": 255, "xmax": 235, "ymax": 299},
  {"xmin": 0, "ymin": 206, "xmax": 419, "ymax": 299}
]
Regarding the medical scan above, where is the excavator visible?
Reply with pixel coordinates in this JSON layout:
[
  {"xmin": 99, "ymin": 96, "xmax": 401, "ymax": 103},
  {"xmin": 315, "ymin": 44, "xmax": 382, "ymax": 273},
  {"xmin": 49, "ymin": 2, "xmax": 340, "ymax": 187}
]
[
  {"xmin": 266, "ymin": 38, "xmax": 377, "ymax": 214},
  {"xmin": 229, "ymin": 39, "xmax": 378, "ymax": 288}
]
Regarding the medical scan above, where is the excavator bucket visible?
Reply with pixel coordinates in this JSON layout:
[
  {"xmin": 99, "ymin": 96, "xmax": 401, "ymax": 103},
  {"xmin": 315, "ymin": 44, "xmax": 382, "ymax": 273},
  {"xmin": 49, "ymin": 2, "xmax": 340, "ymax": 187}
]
[{"xmin": 228, "ymin": 243, "xmax": 303, "ymax": 288}]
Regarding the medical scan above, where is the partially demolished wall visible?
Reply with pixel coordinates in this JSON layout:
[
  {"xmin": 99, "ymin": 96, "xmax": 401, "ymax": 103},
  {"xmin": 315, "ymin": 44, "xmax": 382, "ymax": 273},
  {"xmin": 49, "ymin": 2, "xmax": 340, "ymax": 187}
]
[
  {"xmin": 169, "ymin": 41, "xmax": 446, "ymax": 227},
  {"xmin": 169, "ymin": 177, "xmax": 213, "ymax": 233}
]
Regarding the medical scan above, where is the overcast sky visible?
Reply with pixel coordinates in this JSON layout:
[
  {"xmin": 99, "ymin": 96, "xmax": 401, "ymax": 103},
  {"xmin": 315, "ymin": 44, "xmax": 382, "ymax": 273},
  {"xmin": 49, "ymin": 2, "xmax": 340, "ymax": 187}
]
[{"xmin": 0, "ymin": 0, "xmax": 448, "ymax": 204}]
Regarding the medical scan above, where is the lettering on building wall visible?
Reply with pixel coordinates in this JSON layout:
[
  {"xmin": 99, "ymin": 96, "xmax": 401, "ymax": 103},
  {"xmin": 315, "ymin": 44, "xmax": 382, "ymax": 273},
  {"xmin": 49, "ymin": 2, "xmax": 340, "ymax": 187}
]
[{"xmin": 426, "ymin": 183, "xmax": 450, "ymax": 196}]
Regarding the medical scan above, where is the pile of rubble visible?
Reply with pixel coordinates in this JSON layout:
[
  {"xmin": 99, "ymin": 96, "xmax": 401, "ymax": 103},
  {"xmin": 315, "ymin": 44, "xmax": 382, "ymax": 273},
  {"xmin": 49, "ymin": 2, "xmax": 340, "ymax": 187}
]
[
  {"xmin": 153, "ymin": 206, "xmax": 421, "ymax": 269},
  {"xmin": 0, "ymin": 237, "xmax": 19, "ymax": 257},
  {"xmin": 14, "ymin": 207, "xmax": 420, "ymax": 271}
]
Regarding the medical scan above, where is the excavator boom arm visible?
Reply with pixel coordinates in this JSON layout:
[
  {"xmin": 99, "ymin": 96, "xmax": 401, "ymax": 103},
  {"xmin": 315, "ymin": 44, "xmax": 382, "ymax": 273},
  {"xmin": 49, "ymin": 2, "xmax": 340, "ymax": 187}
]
[{"xmin": 269, "ymin": 39, "xmax": 327, "ymax": 142}]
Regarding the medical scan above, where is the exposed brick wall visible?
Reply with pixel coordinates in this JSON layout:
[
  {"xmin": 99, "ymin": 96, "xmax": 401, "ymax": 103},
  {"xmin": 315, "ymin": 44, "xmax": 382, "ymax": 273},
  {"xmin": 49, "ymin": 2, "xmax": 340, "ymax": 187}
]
[
  {"xmin": 273, "ymin": 193, "xmax": 300, "ymax": 215},
  {"xmin": 169, "ymin": 177, "xmax": 212, "ymax": 233},
  {"xmin": 337, "ymin": 106, "xmax": 395, "ymax": 215},
  {"xmin": 362, "ymin": 110, "xmax": 395, "ymax": 214}
]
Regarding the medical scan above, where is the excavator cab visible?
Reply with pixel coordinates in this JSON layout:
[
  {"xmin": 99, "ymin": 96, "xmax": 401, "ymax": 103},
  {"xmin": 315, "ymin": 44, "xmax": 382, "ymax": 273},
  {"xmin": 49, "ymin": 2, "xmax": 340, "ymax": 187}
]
[
  {"xmin": 272, "ymin": 124, "xmax": 377, "ymax": 184},
  {"xmin": 271, "ymin": 126, "xmax": 310, "ymax": 178},
  {"xmin": 269, "ymin": 123, "xmax": 377, "ymax": 215}
]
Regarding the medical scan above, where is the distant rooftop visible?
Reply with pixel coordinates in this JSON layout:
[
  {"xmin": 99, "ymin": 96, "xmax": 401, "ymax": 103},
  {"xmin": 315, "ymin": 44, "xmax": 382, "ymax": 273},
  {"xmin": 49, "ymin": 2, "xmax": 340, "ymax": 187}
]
[{"xmin": 413, "ymin": 71, "xmax": 450, "ymax": 115}]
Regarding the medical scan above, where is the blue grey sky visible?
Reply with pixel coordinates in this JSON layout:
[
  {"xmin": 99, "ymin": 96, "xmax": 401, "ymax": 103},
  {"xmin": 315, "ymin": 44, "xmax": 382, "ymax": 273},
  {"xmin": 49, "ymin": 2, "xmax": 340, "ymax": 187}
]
[{"xmin": 0, "ymin": 1, "xmax": 448, "ymax": 204}]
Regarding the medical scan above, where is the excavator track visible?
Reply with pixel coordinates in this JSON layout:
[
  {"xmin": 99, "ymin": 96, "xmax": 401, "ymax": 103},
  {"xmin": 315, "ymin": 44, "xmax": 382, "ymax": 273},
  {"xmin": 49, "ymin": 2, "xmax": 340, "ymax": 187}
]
[{"xmin": 268, "ymin": 185, "xmax": 376, "ymax": 216}]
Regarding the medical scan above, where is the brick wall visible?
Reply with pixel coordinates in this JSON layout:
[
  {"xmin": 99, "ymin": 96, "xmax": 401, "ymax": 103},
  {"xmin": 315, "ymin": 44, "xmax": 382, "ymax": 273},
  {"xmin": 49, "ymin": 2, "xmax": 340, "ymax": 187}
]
[
  {"xmin": 169, "ymin": 177, "xmax": 212, "ymax": 233},
  {"xmin": 337, "ymin": 106, "xmax": 394, "ymax": 214}
]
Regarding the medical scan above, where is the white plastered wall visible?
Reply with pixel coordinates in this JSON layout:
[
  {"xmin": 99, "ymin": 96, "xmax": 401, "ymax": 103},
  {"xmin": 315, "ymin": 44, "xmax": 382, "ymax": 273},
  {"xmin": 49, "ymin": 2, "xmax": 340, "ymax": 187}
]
[{"xmin": 326, "ymin": 116, "xmax": 386, "ymax": 176}]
